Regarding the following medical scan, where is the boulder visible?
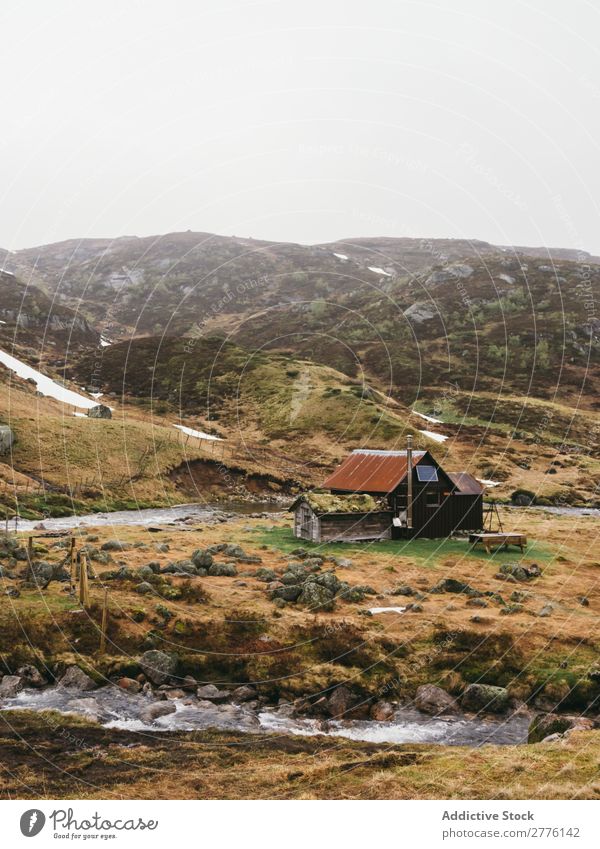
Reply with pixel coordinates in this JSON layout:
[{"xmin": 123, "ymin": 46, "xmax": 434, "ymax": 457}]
[
  {"xmin": 0, "ymin": 425, "xmax": 14, "ymax": 455},
  {"xmin": 415, "ymin": 684, "xmax": 458, "ymax": 716},
  {"xmin": 370, "ymin": 700, "xmax": 395, "ymax": 721},
  {"xmin": 191, "ymin": 549, "xmax": 213, "ymax": 568},
  {"xmin": 87, "ymin": 404, "xmax": 112, "ymax": 419},
  {"xmin": 327, "ymin": 685, "xmax": 355, "ymax": 718},
  {"xmin": 101, "ymin": 540, "xmax": 132, "ymax": 552},
  {"xmin": 196, "ymin": 684, "xmax": 230, "ymax": 702},
  {"xmin": 117, "ymin": 677, "xmax": 142, "ymax": 694},
  {"xmin": 271, "ymin": 584, "xmax": 302, "ymax": 602},
  {"xmin": 499, "ymin": 562, "xmax": 541, "ymax": 582},
  {"xmin": 538, "ymin": 604, "xmax": 554, "ymax": 618},
  {"xmin": 58, "ymin": 666, "xmax": 98, "ymax": 691},
  {"xmin": 135, "ymin": 581, "xmax": 154, "ymax": 594},
  {"xmin": 297, "ymin": 582, "xmax": 335, "ymax": 611},
  {"xmin": 391, "ymin": 585, "xmax": 414, "ymax": 596},
  {"xmin": 208, "ymin": 562, "xmax": 237, "ymax": 577},
  {"xmin": 137, "ymin": 565, "xmax": 156, "ymax": 581},
  {"xmin": 528, "ymin": 712, "xmax": 594, "ymax": 744},
  {"xmin": 0, "ymin": 675, "xmax": 24, "ymax": 698},
  {"xmin": 461, "ymin": 683, "xmax": 510, "ymax": 714},
  {"xmin": 254, "ymin": 568, "xmax": 277, "ymax": 582},
  {"xmin": 231, "ymin": 684, "xmax": 258, "ymax": 702},
  {"xmin": 139, "ymin": 650, "xmax": 178, "ymax": 685},
  {"xmin": 16, "ymin": 665, "xmax": 47, "ymax": 688},
  {"xmin": 140, "ymin": 701, "xmax": 177, "ymax": 723},
  {"xmin": 430, "ymin": 578, "xmax": 480, "ymax": 596}
]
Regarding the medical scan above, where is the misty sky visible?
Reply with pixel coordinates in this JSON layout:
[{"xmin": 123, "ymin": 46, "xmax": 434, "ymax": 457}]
[{"xmin": 1, "ymin": 0, "xmax": 600, "ymax": 253}]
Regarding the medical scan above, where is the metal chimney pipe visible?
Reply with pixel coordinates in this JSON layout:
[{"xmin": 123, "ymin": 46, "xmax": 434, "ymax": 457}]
[{"xmin": 406, "ymin": 433, "xmax": 413, "ymax": 529}]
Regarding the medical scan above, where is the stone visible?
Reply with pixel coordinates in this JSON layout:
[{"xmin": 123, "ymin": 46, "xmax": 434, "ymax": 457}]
[
  {"xmin": 538, "ymin": 604, "xmax": 554, "ymax": 617},
  {"xmin": 499, "ymin": 562, "xmax": 541, "ymax": 582},
  {"xmin": 466, "ymin": 598, "xmax": 488, "ymax": 608},
  {"xmin": 135, "ymin": 581, "xmax": 154, "ymax": 594},
  {"xmin": 117, "ymin": 677, "xmax": 142, "ymax": 693},
  {"xmin": 327, "ymin": 685, "xmax": 355, "ymax": 718},
  {"xmin": 155, "ymin": 543, "xmax": 170, "ymax": 553},
  {"xmin": 232, "ymin": 684, "xmax": 258, "ymax": 702},
  {"xmin": 415, "ymin": 684, "xmax": 458, "ymax": 716},
  {"xmin": 196, "ymin": 684, "xmax": 230, "ymax": 702},
  {"xmin": 578, "ymin": 596, "xmax": 590, "ymax": 607},
  {"xmin": 391, "ymin": 585, "xmax": 414, "ymax": 596},
  {"xmin": 208, "ymin": 562, "xmax": 237, "ymax": 577},
  {"xmin": 271, "ymin": 584, "xmax": 302, "ymax": 602},
  {"xmin": 528, "ymin": 712, "xmax": 592, "ymax": 744},
  {"xmin": 0, "ymin": 425, "xmax": 14, "ymax": 455},
  {"xmin": 181, "ymin": 675, "xmax": 198, "ymax": 691},
  {"xmin": 16, "ymin": 665, "xmax": 47, "ymax": 688},
  {"xmin": 140, "ymin": 701, "xmax": 177, "ymax": 722},
  {"xmin": 87, "ymin": 404, "xmax": 112, "ymax": 419},
  {"xmin": 164, "ymin": 688, "xmax": 186, "ymax": 700},
  {"xmin": 461, "ymin": 684, "xmax": 510, "ymax": 714},
  {"xmin": 138, "ymin": 565, "xmax": 156, "ymax": 580},
  {"xmin": 297, "ymin": 582, "xmax": 335, "ymax": 611},
  {"xmin": 254, "ymin": 568, "xmax": 277, "ymax": 582},
  {"xmin": 101, "ymin": 540, "xmax": 132, "ymax": 552},
  {"xmin": 59, "ymin": 666, "xmax": 98, "ymax": 691},
  {"xmin": 370, "ymin": 700, "xmax": 395, "ymax": 721},
  {"xmin": 0, "ymin": 675, "xmax": 24, "ymax": 698},
  {"xmin": 430, "ymin": 578, "xmax": 479, "ymax": 595},
  {"xmin": 139, "ymin": 650, "xmax": 178, "ymax": 685},
  {"xmin": 191, "ymin": 549, "xmax": 213, "ymax": 568}
]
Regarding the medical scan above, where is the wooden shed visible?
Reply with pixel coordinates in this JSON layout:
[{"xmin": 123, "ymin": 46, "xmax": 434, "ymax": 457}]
[
  {"xmin": 290, "ymin": 492, "xmax": 392, "ymax": 543},
  {"xmin": 322, "ymin": 444, "xmax": 484, "ymax": 539}
]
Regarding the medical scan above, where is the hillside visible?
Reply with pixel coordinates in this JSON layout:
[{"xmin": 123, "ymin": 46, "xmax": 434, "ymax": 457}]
[{"xmin": 1, "ymin": 233, "xmax": 599, "ymax": 509}]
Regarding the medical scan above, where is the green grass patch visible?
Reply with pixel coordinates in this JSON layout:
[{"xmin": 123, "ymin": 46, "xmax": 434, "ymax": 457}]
[{"xmin": 251, "ymin": 525, "xmax": 555, "ymax": 565}]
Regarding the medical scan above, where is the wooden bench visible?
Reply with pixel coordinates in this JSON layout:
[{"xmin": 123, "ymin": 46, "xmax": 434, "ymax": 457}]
[{"xmin": 469, "ymin": 532, "xmax": 527, "ymax": 554}]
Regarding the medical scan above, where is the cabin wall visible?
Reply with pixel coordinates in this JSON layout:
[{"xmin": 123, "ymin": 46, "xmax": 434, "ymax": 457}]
[
  {"xmin": 293, "ymin": 504, "xmax": 320, "ymax": 542},
  {"xmin": 319, "ymin": 511, "xmax": 392, "ymax": 543}
]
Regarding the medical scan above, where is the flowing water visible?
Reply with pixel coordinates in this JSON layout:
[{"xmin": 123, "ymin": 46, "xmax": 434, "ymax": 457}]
[
  {"xmin": 0, "ymin": 685, "xmax": 529, "ymax": 747},
  {"xmin": 14, "ymin": 501, "xmax": 284, "ymax": 532}
]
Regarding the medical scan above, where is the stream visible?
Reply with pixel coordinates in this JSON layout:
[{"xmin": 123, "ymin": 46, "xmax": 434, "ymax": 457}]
[
  {"xmin": 14, "ymin": 501, "xmax": 284, "ymax": 533},
  {"xmin": 0, "ymin": 685, "xmax": 530, "ymax": 747}
]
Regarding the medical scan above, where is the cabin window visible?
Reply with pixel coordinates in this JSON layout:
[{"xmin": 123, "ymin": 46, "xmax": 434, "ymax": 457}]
[
  {"xmin": 416, "ymin": 465, "xmax": 439, "ymax": 482},
  {"xmin": 426, "ymin": 491, "xmax": 440, "ymax": 506}
]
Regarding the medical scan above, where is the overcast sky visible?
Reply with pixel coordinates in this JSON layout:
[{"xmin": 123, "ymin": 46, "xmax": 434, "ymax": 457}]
[{"xmin": 1, "ymin": 0, "xmax": 599, "ymax": 253}]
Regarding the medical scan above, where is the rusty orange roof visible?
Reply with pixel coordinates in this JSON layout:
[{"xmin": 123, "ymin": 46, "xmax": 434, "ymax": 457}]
[
  {"xmin": 323, "ymin": 449, "xmax": 427, "ymax": 494},
  {"xmin": 447, "ymin": 472, "xmax": 484, "ymax": 495}
]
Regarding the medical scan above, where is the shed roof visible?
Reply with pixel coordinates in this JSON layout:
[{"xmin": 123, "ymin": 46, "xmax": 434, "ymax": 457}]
[
  {"xmin": 289, "ymin": 491, "xmax": 382, "ymax": 515},
  {"xmin": 447, "ymin": 472, "xmax": 484, "ymax": 495},
  {"xmin": 323, "ymin": 449, "xmax": 427, "ymax": 494}
]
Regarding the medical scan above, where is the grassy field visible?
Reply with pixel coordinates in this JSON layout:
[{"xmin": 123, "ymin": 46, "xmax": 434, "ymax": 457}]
[{"xmin": 0, "ymin": 506, "xmax": 598, "ymax": 799}]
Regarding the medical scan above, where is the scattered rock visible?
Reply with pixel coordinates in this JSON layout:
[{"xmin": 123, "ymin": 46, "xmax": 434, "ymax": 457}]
[
  {"xmin": 117, "ymin": 677, "xmax": 142, "ymax": 694},
  {"xmin": 297, "ymin": 582, "xmax": 335, "ymax": 611},
  {"xmin": 208, "ymin": 562, "xmax": 238, "ymax": 577},
  {"xmin": 87, "ymin": 404, "xmax": 112, "ymax": 419},
  {"xmin": 528, "ymin": 712, "xmax": 594, "ymax": 744},
  {"xmin": 139, "ymin": 650, "xmax": 178, "ymax": 685},
  {"xmin": 415, "ymin": 684, "xmax": 458, "ymax": 716},
  {"xmin": 16, "ymin": 665, "xmax": 47, "ymax": 688},
  {"xmin": 370, "ymin": 700, "xmax": 395, "ymax": 721},
  {"xmin": 140, "ymin": 701, "xmax": 177, "ymax": 723},
  {"xmin": 191, "ymin": 549, "xmax": 213, "ymax": 568},
  {"xmin": 466, "ymin": 598, "xmax": 488, "ymax": 608},
  {"xmin": 461, "ymin": 683, "xmax": 510, "ymax": 714},
  {"xmin": 0, "ymin": 675, "xmax": 24, "ymax": 698},
  {"xmin": 391, "ymin": 585, "xmax": 414, "ymax": 596},
  {"xmin": 498, "ymin": 562, "xmax": 541, "ymax": 582},
  {"xmin": 101, "ymin": 540, "xmax": 132, "ymax": 552},
  {"xmin": 135, "ymin": 581, "xmax": 154, "ymax": 594},
  {"xmin": 232, "ymin": 684, "xmax": 258, "ymax": 702},
  {"xmin": 196, "ymin": 684, "xmax": 230, "ymax": 702},
  {"xmin": 538, "ymin": 604, "xmax": 554, "ymax": 618},
  {"xmin": 327, "ymin": 686, "xmax": 355, "ymax": 718},
  {"xmin": 59, "ymin": 666, "xmax": 98, "ymax": 691}
]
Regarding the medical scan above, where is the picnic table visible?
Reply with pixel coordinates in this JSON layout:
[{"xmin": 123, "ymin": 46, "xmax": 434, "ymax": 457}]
[{"xmin": 469, "ymin": 532, "xmax": 527, "ymax": 554}]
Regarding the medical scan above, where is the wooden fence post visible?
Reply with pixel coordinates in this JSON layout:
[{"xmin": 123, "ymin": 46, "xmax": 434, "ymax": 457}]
[
  {"xmin": 79, "ymin": 554, "xmax": 90, "ymax": 608},
  {"xmin": 69, "ymin": 537, "xmax": 76, "ymax": 591},
  {"xmin": 99, "ymin": 587, "xmax": 108, "ymax": 654}
]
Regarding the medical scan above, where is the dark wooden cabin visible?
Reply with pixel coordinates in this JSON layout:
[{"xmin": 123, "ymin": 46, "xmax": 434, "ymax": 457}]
[
  {"xmin": 322, "ymin": 447, "xmax": 484, "ymax": 539},
  {"xmin": 290, "ymin": 492, "xmax": 392, "ymax": 543}
]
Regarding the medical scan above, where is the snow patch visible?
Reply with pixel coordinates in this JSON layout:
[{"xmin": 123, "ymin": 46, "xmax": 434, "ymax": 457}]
[
  {"xmin": 367, "ymin": 266, "xmax": 392, "ymax": 277},
  {"xmin": 419, "ymin": 429, "xmax": 448, "ymax": 443},
  {"xmin": 333, "ymin": 252, "xmax": 348, "ymax": 261},
  {"xmin": 100, "ymin": 336, "xmax": 112, "ymax": 347},
  {"xmin": 368, "ymin": 607, "xmax": 406, "ymax": 615},
  {"xmin": 173, "ymin": 424, "xmax": 222, "ymax": 441},
  {"xmin": 412, "ymin": 410, "xmax": 443, "ymax": 424},
  {"xmin": 477, "ymin": 478, "xmax": 501, "ymax": 487},
  {"xmin": 0, "ymin": 348, "xmax": 101, "ymax": 409}
]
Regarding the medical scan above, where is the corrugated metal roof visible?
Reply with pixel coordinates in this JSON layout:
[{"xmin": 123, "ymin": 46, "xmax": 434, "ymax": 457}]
[
  {"xmin": 323, "ymin": 449, "xmax": 427, "ymax": 494},
  {"xmin": 447, "ymin": 472, "xmax": 484, "ymax": 495}
]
